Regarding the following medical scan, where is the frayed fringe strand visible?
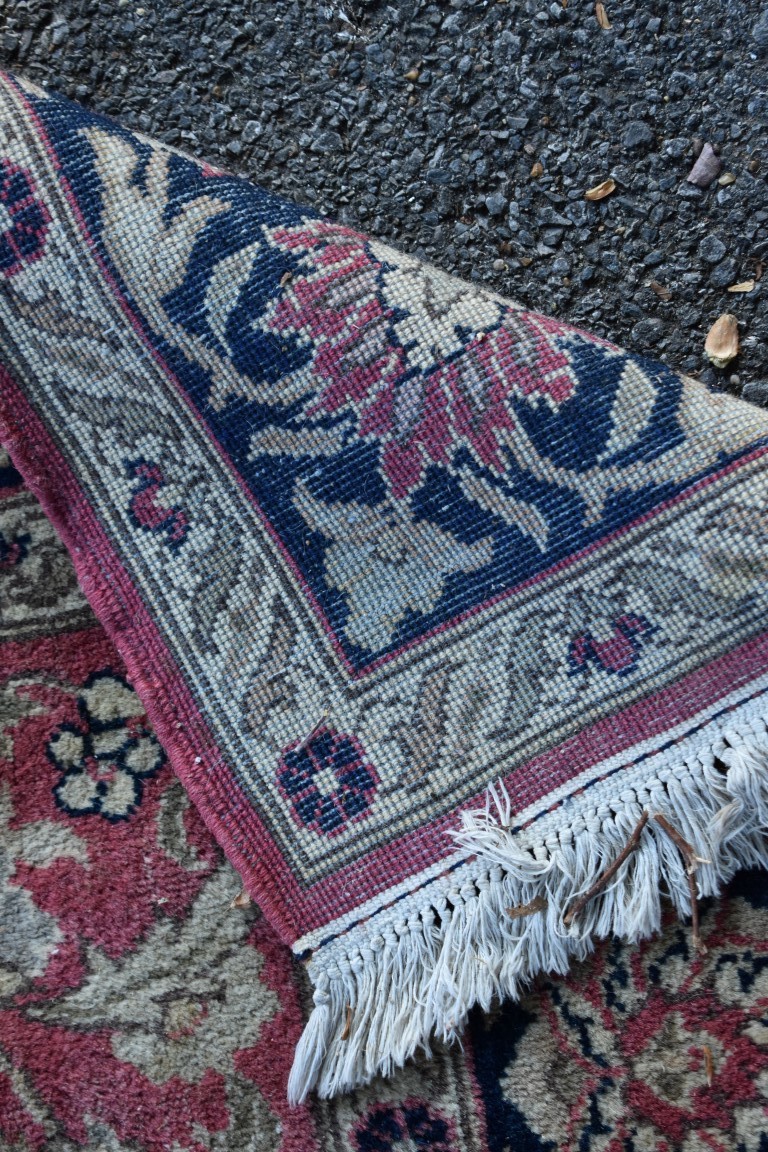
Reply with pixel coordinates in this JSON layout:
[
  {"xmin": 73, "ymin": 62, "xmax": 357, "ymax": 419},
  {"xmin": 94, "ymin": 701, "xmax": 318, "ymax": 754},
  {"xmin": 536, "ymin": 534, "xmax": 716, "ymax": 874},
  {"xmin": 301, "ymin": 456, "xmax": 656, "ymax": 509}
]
[{"xmin": 288, "ymin": 709, "xmax": 768, "ymax": 1104}]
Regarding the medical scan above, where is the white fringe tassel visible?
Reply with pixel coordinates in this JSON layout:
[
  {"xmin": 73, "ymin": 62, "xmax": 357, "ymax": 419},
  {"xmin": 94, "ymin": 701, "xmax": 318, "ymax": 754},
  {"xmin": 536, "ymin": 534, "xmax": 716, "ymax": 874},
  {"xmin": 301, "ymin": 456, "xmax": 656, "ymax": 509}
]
[{"xmin": 288, "ymin": 710, "xmax": 768, "ymax": 1104}]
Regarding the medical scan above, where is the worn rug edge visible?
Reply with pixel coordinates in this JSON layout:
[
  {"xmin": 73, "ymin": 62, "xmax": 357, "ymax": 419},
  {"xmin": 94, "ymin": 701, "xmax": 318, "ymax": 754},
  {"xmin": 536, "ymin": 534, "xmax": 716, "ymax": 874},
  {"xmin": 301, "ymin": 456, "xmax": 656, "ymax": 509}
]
[{"xmin": 289, "ymin": 687, "xmax": 768, "ymax": 1101}]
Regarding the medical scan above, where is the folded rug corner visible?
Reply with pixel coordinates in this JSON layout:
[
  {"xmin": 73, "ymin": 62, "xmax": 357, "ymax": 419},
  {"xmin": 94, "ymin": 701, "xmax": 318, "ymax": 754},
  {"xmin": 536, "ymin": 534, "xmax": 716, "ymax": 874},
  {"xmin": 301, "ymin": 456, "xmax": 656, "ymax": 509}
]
[{"xmin": 0, "ymin": 68, "xmax": 767, "ymax": 1104}]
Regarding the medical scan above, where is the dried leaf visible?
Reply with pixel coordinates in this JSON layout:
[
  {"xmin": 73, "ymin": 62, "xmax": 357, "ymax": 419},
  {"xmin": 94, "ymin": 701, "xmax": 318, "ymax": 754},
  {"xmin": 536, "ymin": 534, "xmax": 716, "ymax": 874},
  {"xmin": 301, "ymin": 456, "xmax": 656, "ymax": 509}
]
[
  {"xmin": 595, "ymin": 2, "xmax": 612, "ymax": 28},
  {"xmin": 530, "ymin": 160, "xmax": 544, "ymax": 179},
  {"xmin": 585, "ymin": 178, "xmax": 616, "ymax": 201},
  {"xmin": 687, "ymin": 143, "xmax": 721, "ymax": 189},
  {"xmin": 704, "ymin": 313, "xmax": 739, "ymax": 368},
  {"xmin": 403, "ymin": 67, "xmax": 420, "ymax": 82},
  {"xmin": 649, "ymin": 280, "xmax": 672, "ymax": 301},
  {"xmin": 727, "ymin": 280, "xmax": 756, "ymax": 294},
  {"xmin": 717, "ymin": 171, "xmax": 736, "ymax": 186}
]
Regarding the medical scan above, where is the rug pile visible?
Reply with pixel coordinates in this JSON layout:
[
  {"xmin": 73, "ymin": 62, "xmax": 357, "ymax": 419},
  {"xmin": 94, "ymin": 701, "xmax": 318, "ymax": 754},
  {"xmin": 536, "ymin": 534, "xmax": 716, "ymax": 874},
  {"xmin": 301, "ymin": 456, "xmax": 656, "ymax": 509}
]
[
  {"xmin": 0, "ymin": 67, "xmax": 767, "ymax": 1109},
  {"xmin": 3, "ymin": 445, "xmax": 768, "ymax": 1150}
]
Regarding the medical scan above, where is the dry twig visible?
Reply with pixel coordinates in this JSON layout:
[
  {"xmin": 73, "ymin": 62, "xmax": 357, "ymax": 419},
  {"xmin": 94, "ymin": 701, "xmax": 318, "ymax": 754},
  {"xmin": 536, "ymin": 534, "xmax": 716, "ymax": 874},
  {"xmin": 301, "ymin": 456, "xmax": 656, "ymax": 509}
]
[
  {"xmin": 652, "ymin": 812, "xmax": 710, "ymax": 954},
  {"xmin": 506, "ymin": 895, "xmax": 547, "ymax": 920},
  {"xmin": 564, "ymin": 811, "xmax": 649, "ymax": 926},
  {"xmin": 702, "ymin": 1043, "xmax": 715, "ymax": 1087}
]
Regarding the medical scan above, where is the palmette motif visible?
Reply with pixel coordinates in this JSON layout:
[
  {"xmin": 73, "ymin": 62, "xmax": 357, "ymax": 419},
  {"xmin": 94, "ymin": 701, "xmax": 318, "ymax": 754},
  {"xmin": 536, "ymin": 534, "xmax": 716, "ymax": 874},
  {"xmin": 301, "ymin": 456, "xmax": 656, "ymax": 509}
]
[{"xmin": 0, "ymin": 71, "xmax": 767, "ymax": 1101}]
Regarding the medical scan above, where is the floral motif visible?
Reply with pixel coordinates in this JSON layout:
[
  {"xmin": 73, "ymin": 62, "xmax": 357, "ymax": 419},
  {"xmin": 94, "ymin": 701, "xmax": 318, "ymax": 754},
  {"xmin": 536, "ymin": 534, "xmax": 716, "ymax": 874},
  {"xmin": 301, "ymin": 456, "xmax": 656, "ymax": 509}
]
[
  {"xmin": 294, "ymin": 481, "xmax": 493, "ymax": 651},
  {"xmin": 352, "ymin": 1099, "xmax": 456, "ymax": 1152},
  {"xmin": 127, "ymin": 460, "xmax": 189, "ymax": 551},
  {"xmin": 0, "ymin": 159, "xmax": 50, "ymax": 277},
  {"xmin": 569, "ymin": 612, "xmax": 656, "ymax": 677},
  {"xmin": 266, "ymin": 219, "xmax": 579, "ymax": 498},
  {"xmin": 0, "ymin": 487, "xmax": 95, "ymax": 637},
  {"xmin": 49, "ymin": 671, "xmax": 165, "ymax": 821},
  {"xmin": 0, "ymin": 528, "xmax": 30, "ymax": 570},
  {"xmin": 277, "ymin": 725, "xmax": 378, "ymax": 836},
  {"xmin": 0, "ymin": 783, "xmax": 87, "ymax": 993},
  {"xmin": 484, "ymin": 890, "xmax": 768, "ymax": 1152},
  {"xmin": 37, "ymin": 867, "xmax": 279, "ymax": 1085}
]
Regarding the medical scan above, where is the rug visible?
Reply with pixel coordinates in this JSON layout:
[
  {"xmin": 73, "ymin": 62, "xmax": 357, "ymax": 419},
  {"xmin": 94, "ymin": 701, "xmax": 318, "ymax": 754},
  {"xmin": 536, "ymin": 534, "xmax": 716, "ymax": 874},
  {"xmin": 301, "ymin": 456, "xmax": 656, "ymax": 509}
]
[
  {"xmin": 0, "ymin": 445, "xmax": 486, "ymax": 1151},
  {"xmin": 3, "ymin": 446, "xmax": 768, "ymax": 1152},
  {"xmin": 0, "ymin": 68, "xmax": 767, "ymax": 1103}
]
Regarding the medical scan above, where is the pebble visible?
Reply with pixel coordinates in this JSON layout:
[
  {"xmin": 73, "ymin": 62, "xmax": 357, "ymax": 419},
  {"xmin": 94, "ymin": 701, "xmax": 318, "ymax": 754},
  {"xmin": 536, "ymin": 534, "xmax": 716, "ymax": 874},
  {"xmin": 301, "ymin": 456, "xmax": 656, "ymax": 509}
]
[
  {"xmin": 698, "ymin": 236, "xmax": 727, "ymax": 264},
  {"xmin": 485, "ymin": 192, "xmax": 507, "ymax": 217},
  {"xmin": 51, "ymin": 20, "xmax": 69, "ymax": 48},
  {"xmin": 242, "ymin": 120, "xmax": 262, "ymax": 144},
  {"xmin": 698, "ymin": 366, "xmax": 720, "ymax": 389},
  {"xmin": 742, "ymin": 381, "xmax": 768, "ymax": 406},
  {"xmin": 622, "ymin": 121, "xmax": 654, "ymax": 150},
  {"xmin": 664, "ymin": 138, "xmax": 689, "ymax": 159},
  {"xmin": 709, "ymin": 258, "xmax": 739, "ymax": 288},
  {"xmin": 311, "ymin": 130, "xmax": 343, "ymax": 154},
  {"xmin": 631, "ymin": 318, "xmax": 665, "ymax": 347},
  {"xmin": 676, "ymin": 182, "xmax": 704, "ymax": 200},
  {"xmin": 752, "ymin": 10, "xmax": 768, "ymax": 47}
]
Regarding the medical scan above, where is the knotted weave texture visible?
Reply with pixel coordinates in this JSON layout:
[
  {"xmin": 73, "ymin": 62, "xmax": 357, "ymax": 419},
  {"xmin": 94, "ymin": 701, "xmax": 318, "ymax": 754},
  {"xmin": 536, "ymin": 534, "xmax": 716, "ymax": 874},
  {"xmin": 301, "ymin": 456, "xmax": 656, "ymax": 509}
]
[{"xmin": 0, "ymin": 71, "xmax": 767, "ymax": 1102}]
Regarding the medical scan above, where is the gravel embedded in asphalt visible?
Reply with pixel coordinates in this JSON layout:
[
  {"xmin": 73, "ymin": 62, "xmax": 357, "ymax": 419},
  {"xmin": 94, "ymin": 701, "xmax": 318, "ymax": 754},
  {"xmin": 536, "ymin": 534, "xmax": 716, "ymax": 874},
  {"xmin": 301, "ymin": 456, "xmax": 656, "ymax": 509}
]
[{"xmin": 1, "ymin": 0, "xmax": 766, "ymax": 398}]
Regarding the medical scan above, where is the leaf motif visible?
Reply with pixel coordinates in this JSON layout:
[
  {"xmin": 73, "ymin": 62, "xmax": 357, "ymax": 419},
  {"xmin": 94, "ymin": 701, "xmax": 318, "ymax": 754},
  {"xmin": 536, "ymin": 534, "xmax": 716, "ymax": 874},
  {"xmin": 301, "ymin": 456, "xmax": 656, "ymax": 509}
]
[
  {"xmin": 84, "ymin": 127, "xmax": 309, "ymax": 411},
  {"xmin": 294, "ymin": 480, "xmax": 493, "ymax": 651},
  {"xmin": 244, "ymin": 604, "xmax": 300, "ymax": 740},
  {"xmin": 459, "ymin": 470, "xmax": 549, "ymax": 551},
  {"xmin": 398, "ymin": 665, "xmax": 454, "ymax": 784}
]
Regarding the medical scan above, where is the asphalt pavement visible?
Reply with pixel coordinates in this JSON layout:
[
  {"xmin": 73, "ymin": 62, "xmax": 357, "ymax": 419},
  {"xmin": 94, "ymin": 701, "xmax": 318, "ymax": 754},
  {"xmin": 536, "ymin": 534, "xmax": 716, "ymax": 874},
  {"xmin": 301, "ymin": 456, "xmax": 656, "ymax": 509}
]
[{"xmin": 2, "ymin": 0, "xmax": 767, "ymax": 398}]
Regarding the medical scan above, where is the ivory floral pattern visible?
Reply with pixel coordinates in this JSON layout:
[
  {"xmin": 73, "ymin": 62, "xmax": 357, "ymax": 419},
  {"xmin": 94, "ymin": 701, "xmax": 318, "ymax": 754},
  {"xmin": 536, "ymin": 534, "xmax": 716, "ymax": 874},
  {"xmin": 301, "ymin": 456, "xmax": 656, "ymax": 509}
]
[
  {"xmin": 265, "ymin": 219, "xmax": 579, "ymax": 499},
  {"xmin": 476, "ymin": 885, "xmax": 768, "ymax": 1152},
  {"xmin": 49, "ymin": 672, "xmax": 165, "ymax": 821},
  {"xmin": 35, "ymin": 867, "xmax": 279, "ymax": 1084},
  {"xmin": 3, "ymin": 444, "xmax": 768, "ymax": 1151}
]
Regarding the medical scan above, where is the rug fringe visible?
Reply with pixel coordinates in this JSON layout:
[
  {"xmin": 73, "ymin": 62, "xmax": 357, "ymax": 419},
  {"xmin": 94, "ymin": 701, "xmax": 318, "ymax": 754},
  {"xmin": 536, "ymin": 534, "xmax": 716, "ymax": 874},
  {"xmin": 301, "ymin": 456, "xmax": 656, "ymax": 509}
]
[{"xmin": 288, "ymin": 706, "xmax": 768, "ymax": 1104}]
